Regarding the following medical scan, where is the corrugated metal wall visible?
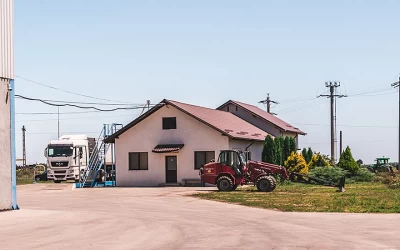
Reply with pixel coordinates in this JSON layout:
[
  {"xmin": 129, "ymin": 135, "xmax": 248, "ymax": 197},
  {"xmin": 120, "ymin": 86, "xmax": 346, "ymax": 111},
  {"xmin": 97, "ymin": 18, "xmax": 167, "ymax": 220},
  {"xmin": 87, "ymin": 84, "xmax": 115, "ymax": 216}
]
[{"xmin": 0, "ymin": 0, "xmax": 14, "ymax": 80}]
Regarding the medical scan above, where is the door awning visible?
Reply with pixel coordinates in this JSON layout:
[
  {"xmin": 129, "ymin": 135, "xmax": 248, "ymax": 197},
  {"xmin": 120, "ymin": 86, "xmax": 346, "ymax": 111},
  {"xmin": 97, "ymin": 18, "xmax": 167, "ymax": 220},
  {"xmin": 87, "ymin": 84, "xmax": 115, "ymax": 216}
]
[{"xmin": 152, "ymin": 144, "xmax": 184, "ymax": 153}]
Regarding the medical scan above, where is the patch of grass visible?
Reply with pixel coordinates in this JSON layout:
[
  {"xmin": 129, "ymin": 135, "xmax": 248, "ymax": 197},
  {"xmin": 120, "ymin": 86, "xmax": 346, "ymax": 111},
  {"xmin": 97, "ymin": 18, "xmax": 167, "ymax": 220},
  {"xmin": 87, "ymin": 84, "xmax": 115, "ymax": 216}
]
[{"xmin": 192, "ymin": 182, "xmax": 400, "ymax": 213}]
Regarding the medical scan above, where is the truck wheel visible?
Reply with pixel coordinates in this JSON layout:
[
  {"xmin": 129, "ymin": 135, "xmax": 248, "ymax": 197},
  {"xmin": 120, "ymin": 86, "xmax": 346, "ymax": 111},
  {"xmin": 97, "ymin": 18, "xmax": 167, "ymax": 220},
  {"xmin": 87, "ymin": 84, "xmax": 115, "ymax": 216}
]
[
  {"xmin": 54, "ymin": 180, "xmax": 61, "ymax": 183},
  {"xmin": 256, "ymin": 176, "xmax": 274, "ymax": 192},
  {"xmin": 217, "ymin": 176, "xmax": 234, "ymax": 191}
]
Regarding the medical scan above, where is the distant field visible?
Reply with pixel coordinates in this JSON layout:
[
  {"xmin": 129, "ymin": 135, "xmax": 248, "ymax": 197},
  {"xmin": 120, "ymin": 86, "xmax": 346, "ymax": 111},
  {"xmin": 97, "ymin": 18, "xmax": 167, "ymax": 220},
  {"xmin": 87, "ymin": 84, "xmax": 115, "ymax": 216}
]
[{"xmin": 192, "ymin": 182, "xmax": 400, "ymax": 213}]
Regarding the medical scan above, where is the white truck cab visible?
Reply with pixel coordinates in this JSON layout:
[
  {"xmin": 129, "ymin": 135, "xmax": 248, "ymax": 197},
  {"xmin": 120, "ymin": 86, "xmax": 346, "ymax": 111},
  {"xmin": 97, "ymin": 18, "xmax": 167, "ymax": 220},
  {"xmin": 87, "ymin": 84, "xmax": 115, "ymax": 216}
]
[{"xmin": 45, "ymin": 135, "xmax": 94, "ymax": 183}]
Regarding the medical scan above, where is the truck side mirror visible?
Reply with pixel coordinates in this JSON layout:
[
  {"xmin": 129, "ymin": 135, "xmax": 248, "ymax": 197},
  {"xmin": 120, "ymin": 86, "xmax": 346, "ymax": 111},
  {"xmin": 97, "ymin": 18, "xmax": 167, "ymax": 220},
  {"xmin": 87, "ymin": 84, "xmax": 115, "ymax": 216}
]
[{"xmin": 44, "ymin": 148, "xmax": 48, "ymax": 157}]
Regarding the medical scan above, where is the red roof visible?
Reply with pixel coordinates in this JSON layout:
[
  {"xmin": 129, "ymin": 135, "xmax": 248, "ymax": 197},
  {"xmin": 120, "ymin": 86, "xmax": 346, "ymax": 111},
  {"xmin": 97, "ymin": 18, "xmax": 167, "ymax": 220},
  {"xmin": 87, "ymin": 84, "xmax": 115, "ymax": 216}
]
[
  {"xmin": 105, "ymin": 99, "xmax": 270, "ymax": 143},
  {"xmin": 167, "ymin": 100, "xmax": 269, "ymax": 141},
  {"xmin": 217, "ymin": 100, "xmax": 306, "ymax": 135}
]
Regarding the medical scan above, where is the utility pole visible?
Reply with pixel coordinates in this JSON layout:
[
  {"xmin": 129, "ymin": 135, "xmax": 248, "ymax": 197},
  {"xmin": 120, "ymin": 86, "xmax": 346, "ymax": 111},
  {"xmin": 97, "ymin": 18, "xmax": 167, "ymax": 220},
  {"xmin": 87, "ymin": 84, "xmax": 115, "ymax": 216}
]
[
  {"xmin": 339, "ymin": 130, "xmax": 343, "ymax": 156},
  {"xmin": 392, "ymin": 77, "xmax": 399, "ymax": 169},
  {"xmin": 57, "ymin": 106, "xmax": 60, "ymax": 138},
  {"xmin": 259, "ymin": 93, "xmax": 279, "ymax": 115},
  {"xmin": 319, "ymin": 82, "xmax": 347, "ymax": 164},
  {"xmin": 22, "ymin": 126, "xmax": 26, "ymax": 167}
]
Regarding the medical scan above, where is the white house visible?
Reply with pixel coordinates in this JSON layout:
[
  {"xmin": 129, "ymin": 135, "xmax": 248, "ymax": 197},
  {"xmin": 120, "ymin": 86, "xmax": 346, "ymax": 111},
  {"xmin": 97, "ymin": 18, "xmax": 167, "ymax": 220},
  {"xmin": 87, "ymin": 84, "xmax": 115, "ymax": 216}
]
[{"xmin": 105, "ymin": 99, "xmax": 270, "ymax": 187}]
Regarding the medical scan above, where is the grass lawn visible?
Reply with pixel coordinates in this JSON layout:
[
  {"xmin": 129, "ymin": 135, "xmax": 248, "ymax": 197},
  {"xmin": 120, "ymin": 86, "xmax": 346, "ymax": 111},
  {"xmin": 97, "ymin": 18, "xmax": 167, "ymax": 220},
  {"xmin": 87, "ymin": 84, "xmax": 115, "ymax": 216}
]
[{"xmin": 192, "ymin": 182, "xmax": 400, "ymax": 213}]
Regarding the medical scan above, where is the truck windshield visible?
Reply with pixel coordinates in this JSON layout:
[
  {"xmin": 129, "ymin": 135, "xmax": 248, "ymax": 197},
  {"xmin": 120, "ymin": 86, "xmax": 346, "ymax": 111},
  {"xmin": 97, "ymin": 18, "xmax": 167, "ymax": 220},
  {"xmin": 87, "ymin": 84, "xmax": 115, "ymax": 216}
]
[{"xmin": 48, "ymin": 146, "xmax": 73, "ymax": 157}]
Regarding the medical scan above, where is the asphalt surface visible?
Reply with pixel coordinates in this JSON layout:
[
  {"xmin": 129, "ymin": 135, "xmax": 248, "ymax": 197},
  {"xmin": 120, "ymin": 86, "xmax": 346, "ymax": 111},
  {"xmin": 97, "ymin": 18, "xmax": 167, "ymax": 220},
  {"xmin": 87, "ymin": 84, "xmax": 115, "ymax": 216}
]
[{"xmin": 0, "ymin": 183, "xmax": 399, "ymax": 250}]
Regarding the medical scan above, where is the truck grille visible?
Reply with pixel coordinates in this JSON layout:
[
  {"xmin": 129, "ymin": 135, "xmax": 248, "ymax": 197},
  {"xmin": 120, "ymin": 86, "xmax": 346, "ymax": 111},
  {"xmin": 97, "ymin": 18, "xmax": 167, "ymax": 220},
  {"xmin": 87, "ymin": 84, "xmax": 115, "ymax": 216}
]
[
  {"xmin": 54, "ymin": 170, "xmax": 66, "ymax": 174},
  {"xmin": 51, "ymin": 161, "xmax": 69, "ymax": 167}
]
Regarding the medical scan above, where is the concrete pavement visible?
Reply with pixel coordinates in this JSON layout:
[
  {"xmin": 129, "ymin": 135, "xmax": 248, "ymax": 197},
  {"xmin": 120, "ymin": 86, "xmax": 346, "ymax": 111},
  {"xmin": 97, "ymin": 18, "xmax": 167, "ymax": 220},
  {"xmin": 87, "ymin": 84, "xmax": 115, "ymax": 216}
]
[{"xmin": 0, "ymin": 183, "xmax": 399, "ymax": 250}]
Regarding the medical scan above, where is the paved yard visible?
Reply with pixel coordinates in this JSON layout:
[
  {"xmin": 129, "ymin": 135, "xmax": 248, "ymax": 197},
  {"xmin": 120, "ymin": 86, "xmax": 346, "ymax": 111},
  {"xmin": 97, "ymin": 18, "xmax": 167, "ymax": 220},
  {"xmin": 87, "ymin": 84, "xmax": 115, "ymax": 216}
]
[{"xmin": 0, "ymin": 183, "xmax": 399, "ymax": 250}]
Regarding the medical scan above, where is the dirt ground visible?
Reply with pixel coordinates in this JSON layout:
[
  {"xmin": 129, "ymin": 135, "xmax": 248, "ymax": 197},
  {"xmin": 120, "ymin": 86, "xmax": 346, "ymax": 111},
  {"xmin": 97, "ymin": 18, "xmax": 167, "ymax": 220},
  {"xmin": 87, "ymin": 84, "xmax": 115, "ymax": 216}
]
[{"xmin": 0, "ymin": 183, "xmax": 399, "ymax": 250}]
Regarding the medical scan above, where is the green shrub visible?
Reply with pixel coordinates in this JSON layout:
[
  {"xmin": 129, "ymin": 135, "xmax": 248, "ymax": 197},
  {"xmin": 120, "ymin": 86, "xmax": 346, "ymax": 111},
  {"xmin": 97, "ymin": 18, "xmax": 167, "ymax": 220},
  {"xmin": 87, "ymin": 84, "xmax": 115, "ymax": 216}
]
[
  {"xmin": 338, "ymin": 146, "xmax": 359, "ymax": 175},
  {"xmin": 309, "ymin": 166, "xmax": 348, "ymax": 183},
  {"xmin": 351, "ymin": 168, "xmax": 374, "ymax": 182}
]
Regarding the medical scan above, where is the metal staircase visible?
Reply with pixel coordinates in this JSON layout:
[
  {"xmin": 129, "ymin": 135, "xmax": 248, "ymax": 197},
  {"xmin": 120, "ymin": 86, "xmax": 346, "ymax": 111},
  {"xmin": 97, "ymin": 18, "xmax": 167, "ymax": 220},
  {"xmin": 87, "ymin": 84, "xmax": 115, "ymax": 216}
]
[{"xmin": 77, "ymin": 123, "xmax": 122, "ymax": 188}]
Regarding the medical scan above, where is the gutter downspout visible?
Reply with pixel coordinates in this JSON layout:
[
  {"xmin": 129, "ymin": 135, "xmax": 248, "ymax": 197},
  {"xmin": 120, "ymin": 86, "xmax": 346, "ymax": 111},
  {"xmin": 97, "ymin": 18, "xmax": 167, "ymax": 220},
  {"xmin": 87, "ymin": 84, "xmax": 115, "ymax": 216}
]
[
  {"xmin": 10, "ymin": 79, "xmax": 18, "ymax": 210},
  {"xmin": 245, "ymin": 140, "xmax": 255, "ymax": 151}
]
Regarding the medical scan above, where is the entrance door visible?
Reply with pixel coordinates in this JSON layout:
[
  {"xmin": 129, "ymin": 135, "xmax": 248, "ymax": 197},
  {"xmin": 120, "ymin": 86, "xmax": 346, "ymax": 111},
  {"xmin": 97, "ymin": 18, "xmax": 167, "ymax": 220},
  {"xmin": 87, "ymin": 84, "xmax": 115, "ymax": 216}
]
[{"xmin": 165, "ymin": 156, "xmax": 177, "ymax": 183}]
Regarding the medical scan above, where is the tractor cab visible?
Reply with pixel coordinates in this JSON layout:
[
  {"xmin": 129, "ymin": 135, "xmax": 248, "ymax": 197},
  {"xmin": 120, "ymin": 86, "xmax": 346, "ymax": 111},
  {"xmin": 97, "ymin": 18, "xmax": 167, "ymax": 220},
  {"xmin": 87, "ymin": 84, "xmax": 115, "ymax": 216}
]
[
  {"xmin": 217, "ymin": 150, "xmax": 247, "ymax": 176},
  {"xmin": 375, "ymin": 157, "xmax": 390, "ymax": 167}
]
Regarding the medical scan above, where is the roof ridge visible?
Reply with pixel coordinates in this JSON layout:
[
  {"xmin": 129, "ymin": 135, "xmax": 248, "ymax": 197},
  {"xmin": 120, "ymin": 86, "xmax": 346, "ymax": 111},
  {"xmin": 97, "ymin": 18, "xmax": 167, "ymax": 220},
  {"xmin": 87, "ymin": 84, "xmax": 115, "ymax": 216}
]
[{"xmin": 167, "ymin": 99, "xmax": 233, "ymax": 114}]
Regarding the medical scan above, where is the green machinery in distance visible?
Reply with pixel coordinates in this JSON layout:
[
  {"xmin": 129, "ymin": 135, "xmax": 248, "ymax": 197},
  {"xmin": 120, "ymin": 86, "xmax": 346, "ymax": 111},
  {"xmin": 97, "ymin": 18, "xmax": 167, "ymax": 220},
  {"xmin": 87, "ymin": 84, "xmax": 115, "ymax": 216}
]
[{"xmin": 368, "ymin": 157, "xmax": 394, "ymax": 173}]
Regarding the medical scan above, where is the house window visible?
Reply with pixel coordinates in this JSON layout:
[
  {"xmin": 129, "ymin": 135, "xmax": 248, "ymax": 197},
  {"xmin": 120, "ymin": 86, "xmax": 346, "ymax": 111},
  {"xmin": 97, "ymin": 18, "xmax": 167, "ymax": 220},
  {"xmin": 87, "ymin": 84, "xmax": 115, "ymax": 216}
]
[
  {"xmin": 235, "ymin": 106, "xmax": 238, "ymax": 111},
  {"xmin": 194, "ymin": 151, "xmax": 215, "ymax": 169},
  {"xmin": 162, "ymin": 117, "xmax": 177, "ymax": 130},
  {"xmin": 129, "ymin": 152, "xmax": 148, "ymax": 170},
  {"xmin": 227, "ymin": 106, "xmax": 230, "ymax": 112}
]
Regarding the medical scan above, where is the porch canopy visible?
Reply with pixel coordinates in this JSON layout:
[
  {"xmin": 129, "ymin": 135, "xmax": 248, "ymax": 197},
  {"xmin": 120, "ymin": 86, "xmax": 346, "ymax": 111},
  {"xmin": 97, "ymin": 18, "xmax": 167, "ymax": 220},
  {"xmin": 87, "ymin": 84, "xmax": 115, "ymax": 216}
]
[{"xmin": 152, "ymin": 144, "xmax": 184, "ymax": 153}]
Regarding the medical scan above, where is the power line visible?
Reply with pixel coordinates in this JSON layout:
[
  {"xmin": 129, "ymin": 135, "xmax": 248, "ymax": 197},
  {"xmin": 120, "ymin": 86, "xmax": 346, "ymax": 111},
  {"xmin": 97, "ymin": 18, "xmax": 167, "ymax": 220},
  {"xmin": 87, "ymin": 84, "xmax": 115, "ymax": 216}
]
[
  {"xmin": 16, "ymin": 113, "xmax": 136, "ymax": 122},
  {"xmin": 15, "ymin": 95, "xmax": 152, "ymax": 112},
  {"xmin": 292, "ymin": 123, "xmax": 397, "ymax": 128},
  {"xmin": 15, "ymin": 75, "xmax": 133, "ymax": 104}
]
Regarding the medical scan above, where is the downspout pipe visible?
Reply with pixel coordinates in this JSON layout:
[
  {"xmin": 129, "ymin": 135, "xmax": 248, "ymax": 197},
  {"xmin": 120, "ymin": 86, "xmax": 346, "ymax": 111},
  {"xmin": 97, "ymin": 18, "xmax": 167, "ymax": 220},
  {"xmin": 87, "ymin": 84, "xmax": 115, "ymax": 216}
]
[
  {"xmin": 10, "ymin": 79, "xmax": 18, "ymax": 210},
  {"xmin": 245, "ymin": 140, "xmax": 255, "ymax": 151}
]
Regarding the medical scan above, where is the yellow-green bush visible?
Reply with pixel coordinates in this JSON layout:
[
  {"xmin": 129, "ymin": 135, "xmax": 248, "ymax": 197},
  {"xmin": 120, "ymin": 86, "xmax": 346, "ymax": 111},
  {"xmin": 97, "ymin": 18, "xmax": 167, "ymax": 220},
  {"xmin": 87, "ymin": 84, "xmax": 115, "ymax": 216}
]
[
  {"xmin": 308, "ymin": 153, "xmax": 330, "ymax": 169},
  {"xmin": 284, "ymin": 152, "xmax": 308, "ymax": 174}
]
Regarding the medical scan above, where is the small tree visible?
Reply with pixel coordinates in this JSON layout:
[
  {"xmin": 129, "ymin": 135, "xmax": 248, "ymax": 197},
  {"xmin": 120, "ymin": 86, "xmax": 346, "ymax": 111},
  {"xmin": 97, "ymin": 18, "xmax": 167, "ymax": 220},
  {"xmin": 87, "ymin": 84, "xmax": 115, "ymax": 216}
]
[
  {"xmin": 308, "ymin": 153, "xmax": 330, "ymax": 169},
  {"xmin": 307, "ymin": 147, "xmax": 313, "ymax": 163},
  {"xmin": 262, "ymin": 135, "xmax": 276, "ymax": 164},
  {"xmin": 284, "ymin": 152, "xmax": 308, "ymax": 174},
  {"xmin": 338, "ymin": 146, "xmax": 359, "ymax": 175},
  {"xmin": 289, "ymin": 137, "xmax": 297, "ymax": 154},
  {"xmin": 356, "ymin": 159, "xmax": 363, "ymax": 166},
  {"xmin": 274, "ymin": 136, "xmax": 285, "ymax": 166},
  {"xmin": 301, "ymin": 148, "xmax": 308, "ymax": 161},
  {"xmin": 283, "ymin": 136, "xmax": 291, "ymax": 161}
]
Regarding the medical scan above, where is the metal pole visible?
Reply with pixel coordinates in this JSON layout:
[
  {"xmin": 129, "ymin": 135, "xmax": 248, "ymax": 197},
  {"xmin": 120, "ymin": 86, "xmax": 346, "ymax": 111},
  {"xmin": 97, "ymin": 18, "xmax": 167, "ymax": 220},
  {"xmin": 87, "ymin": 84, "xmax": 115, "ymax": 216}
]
[
  {"xmin": 10, "ymin": 79, "xmax": 18, "ymax": 209},
  {"xmin": 339, "ymin": 131, "xmax": 343, "ymax": 157},
  {"xmin": 57, "ymin": 106, "xmax": 60, "ymax": 138},
  {"xmin": 266, "ymin": 94, "xmax": 270, "ymax": 113},
  {"xmin": 330, "ymin": 85, "xmax": 335, "ymax": 163},
  {"xmin": 392, "ymin": 78, "xmax": 400, "ymax": 170},
  {"xmin": 22, "ymin": 125, "xmax": 26, "ymax": 167}
]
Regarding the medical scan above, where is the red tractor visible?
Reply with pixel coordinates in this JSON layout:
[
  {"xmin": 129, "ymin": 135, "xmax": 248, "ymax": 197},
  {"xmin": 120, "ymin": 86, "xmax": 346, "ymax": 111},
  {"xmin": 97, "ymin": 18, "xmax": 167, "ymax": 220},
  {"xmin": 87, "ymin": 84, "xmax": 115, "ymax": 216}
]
[
  {"xmin": 200, "ymin": 150, "xmax": 289, "ymax": 192},
  {"xmin": 199, "ymin": 150, "xmax": 345, "ymax": 192}
]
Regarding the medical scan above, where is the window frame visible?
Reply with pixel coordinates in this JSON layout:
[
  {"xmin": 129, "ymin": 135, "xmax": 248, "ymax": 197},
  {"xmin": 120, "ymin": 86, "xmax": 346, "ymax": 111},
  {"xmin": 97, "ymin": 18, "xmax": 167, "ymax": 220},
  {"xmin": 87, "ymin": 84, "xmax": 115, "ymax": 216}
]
[
  {"xmin": 194, "ymin": 151, "xmax": 215, "ymax": 170},
  {"xmin": 162, "ymin": 117, "xmax": 177, "ymax": 130},
  {"xmin": 128, "ymin": 152, "xmax": 148, "ymax": 170}
]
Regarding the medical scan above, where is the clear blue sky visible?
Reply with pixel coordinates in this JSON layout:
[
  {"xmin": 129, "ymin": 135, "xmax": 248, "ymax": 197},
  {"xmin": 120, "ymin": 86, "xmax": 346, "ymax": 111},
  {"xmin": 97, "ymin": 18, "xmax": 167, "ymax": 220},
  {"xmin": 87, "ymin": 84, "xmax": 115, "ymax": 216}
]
[{"xmin": 14, "ymin": 0, "xmax": 399, "ymax": 164}]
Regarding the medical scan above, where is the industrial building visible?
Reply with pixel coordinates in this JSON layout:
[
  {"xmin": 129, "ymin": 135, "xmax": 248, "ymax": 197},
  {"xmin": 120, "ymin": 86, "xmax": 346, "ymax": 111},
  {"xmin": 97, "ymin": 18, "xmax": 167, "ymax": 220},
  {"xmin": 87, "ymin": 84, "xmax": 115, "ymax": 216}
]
[
  {"xmin": 0, "ymin": 0, "xmax": 17, "ymax": 210},
  {"xmin": 105, "ymin": 99, "xmax": 304, "ymax": 187}
]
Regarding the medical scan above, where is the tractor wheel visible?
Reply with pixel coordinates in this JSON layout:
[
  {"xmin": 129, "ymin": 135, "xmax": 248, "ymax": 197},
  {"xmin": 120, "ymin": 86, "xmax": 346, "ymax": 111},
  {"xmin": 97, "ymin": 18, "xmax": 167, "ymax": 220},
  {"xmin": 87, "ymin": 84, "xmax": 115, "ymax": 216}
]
[
  {"xmin": 216, "ymin": 176, "xmax": 234, "ymax": 192},
  {"xmin": 231, "ymin": 184, "xmax": 238, "ymax": 191},
  {"xmin": 256, "ymin": 176, "xmax": 274, "ymax": 192},
  {"xmin": 269, "ymin": 176, "xmax": 277, "ymax": 191}
]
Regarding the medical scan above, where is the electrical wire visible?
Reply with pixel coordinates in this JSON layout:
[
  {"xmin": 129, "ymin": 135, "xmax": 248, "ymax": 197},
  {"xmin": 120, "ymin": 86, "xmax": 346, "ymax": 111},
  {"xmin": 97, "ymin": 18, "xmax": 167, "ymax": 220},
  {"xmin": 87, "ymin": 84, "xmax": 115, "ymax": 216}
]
[
  {"xmin": 15, "ymin": 75, "xmax": 134, "ymax": 104},
  {"xmin": 15, "ymin": 95, "xmax": 152, "ymax": 112}
]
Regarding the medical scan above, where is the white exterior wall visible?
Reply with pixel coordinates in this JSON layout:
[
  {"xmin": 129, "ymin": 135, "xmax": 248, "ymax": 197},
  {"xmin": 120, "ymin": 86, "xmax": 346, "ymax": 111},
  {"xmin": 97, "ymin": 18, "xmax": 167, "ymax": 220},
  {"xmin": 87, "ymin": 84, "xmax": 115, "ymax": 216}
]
[
  {"xmin": 0, "ymin": 78, "xmax": 11, "ymax": 210},
  {"xmin": 229, "ymin": 139, "xmax": 264, "ymax": 161},
  {"xmin": 115, "ymin": 105, "xmax": 229, "ymax": 186},
  {"xmin": 224, "ymin": 103, "xmax": 282, "ymax": 137},
  {"xmin": 0, "ymin": 0, "xmax": 14, "ymax": 80}
]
